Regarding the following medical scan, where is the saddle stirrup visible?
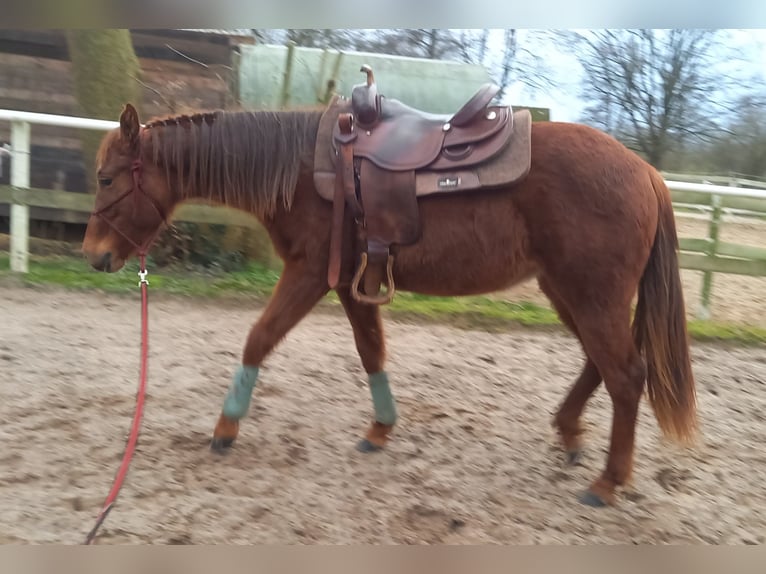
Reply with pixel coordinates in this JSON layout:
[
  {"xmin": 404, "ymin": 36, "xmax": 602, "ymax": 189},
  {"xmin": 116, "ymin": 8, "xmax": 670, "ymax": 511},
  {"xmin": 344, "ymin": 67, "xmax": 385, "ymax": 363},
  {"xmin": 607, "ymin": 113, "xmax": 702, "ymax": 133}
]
[{"xmin": 350, "ymin": 252, "xmax": 396, "ymax": 306}]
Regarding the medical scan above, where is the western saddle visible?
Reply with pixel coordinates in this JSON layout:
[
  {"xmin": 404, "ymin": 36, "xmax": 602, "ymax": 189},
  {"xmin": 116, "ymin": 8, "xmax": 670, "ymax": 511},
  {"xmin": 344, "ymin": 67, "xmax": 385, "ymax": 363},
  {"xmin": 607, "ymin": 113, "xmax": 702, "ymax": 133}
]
[{"xmin": 318, "ymin": 65, "xmax": 530, "ymax": 305}]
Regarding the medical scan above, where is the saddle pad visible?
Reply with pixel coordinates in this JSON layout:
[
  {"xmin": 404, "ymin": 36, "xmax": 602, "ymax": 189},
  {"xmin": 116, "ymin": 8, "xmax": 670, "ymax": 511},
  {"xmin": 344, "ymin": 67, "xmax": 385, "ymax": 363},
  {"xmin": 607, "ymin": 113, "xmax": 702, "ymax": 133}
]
[{"xmin": 415, "ymin": 107, "xmax": 531, "ymax": 196}]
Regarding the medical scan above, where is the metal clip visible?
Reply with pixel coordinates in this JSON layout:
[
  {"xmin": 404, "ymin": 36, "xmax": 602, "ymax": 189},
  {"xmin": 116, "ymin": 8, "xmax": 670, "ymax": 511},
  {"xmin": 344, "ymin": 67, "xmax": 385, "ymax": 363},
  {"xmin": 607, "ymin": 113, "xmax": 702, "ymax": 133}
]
[{"xmin": 138, "ymin": 269, "xmax": 149, "ymax": 286}]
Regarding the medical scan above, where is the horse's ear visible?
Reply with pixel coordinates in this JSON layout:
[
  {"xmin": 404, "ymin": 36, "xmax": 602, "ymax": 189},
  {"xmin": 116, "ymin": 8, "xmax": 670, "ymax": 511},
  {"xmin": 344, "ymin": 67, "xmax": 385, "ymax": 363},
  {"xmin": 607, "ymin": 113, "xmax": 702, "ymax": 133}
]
[{"xmin": 119, "ymin": 103, "xmax": 141, "ymax": 147}]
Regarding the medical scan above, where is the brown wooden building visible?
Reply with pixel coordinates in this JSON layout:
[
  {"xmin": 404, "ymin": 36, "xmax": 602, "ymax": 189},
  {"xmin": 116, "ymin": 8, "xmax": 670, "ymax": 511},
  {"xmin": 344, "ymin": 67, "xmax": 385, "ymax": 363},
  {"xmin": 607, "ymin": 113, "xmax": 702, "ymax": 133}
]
[{"xmin": 0, "ymin": 29, "xmax": 254, "ymax": 237}]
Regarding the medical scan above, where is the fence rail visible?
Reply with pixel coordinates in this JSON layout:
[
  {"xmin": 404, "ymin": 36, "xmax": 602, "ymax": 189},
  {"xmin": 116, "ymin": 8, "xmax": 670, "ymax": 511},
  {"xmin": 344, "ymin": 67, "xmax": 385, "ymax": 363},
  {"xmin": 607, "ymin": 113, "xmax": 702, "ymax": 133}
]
[
  {"xmin": 0, "ymin": 185, "xmax": 263, "ymax": 229},
  {"xmin": 661, "ymin": 171, "xmax": 766, "ymax": 190},
  {"xmin": 3, "ymin": 109, "xmax": 766, "ymax": 319}
]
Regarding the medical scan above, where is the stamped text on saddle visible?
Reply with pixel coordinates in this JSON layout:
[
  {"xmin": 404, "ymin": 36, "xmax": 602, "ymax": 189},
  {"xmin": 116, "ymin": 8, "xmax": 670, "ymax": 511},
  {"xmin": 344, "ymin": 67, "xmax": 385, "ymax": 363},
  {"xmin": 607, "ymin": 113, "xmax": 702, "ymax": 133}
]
[{"xmin": 313, "ymin": 65, "xmax": 533, "ymax": 305}]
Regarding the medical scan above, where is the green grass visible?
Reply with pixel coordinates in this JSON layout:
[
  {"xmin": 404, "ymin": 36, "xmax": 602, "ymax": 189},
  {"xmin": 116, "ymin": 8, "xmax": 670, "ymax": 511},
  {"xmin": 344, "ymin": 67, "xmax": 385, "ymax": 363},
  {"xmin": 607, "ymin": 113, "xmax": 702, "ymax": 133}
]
[
  {"xmin": 386, "ymin": 291, "xmax": 560, "ymax": 329},
  {"xmin": 0, "ymin": 254, "xmax": 280, "ymax": 298},
  {"xmin": 2, "ymin": 253, "xmax": 765, "ymax": 345},
  {"xmin": 685, "ymin": 321, "xmax": 766, "ymax": 346}
]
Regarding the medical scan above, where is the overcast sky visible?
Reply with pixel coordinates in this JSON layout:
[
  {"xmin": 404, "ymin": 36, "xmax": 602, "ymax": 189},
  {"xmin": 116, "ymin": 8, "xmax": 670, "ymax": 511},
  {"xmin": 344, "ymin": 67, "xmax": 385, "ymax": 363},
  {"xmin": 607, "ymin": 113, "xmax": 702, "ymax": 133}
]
[{"xmin": 492, "ymin": 29, "xmax": 766, "ymax": 122}]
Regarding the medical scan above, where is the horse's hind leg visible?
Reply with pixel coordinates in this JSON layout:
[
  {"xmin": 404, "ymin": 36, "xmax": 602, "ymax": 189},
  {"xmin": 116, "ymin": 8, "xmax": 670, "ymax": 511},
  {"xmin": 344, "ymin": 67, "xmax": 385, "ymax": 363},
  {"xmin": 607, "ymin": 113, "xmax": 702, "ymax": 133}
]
[
  {"xmin": 566, "ymin": 303, "xmax": 647, "ymax": 506},
  {"xmin": 554, "ymin": 359, "xmax": 601, "ymax": 464},
  {"xmin": 337, "ymin": 288, "xmax": 397, "ymax": 452},
  {"xmin": 210, "ymin": 261, "xmax": 328, "ymax": 451},
  {"xmin": 538, "ymin": 276, "xmax": 602, "ymax": 463}
]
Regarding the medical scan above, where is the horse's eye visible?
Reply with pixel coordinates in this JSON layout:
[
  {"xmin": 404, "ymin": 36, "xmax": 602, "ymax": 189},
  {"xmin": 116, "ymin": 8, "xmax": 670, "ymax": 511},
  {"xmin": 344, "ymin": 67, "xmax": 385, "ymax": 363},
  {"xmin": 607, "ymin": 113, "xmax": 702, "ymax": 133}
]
[{"xmin": 98, "ymin": 177, "xmax": 113, "ymax": 187}]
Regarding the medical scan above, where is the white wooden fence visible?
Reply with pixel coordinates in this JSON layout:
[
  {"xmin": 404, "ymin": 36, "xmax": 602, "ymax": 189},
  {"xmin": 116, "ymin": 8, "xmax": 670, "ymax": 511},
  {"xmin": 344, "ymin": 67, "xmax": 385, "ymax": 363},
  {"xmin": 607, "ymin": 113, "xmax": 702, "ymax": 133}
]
[
  {"xmin": 0, "ymin": 110, "xmax": 119, "ymax": 273},
  {"xmin": 2, "ymin": 109, "xmax": 766, "ymax": 319}
]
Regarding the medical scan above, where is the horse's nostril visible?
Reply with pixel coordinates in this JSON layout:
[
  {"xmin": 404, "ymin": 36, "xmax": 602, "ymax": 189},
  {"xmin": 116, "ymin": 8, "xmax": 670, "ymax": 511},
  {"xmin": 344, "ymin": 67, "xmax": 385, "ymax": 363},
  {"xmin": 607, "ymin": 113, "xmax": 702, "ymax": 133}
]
[{"xmin": 94, "ymin": 252, "xmax": 112, "ymax": 272}]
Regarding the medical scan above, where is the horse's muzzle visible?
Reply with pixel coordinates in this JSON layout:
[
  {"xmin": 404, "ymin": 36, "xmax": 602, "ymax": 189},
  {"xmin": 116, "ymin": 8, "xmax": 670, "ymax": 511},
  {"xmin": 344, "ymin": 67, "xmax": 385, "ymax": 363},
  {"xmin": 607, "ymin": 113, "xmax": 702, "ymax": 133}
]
[{"xmin": 88, "ymin": 251, "xmax": 113, "ymax": 272}]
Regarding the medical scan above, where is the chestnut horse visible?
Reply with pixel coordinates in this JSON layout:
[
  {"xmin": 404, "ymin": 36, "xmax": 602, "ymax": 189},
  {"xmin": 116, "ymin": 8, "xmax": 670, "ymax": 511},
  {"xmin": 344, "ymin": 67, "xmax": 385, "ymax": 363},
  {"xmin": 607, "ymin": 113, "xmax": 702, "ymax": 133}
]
[{"xmin": 81, "ymin": 102, "xmax": 696, "ymax": 507}]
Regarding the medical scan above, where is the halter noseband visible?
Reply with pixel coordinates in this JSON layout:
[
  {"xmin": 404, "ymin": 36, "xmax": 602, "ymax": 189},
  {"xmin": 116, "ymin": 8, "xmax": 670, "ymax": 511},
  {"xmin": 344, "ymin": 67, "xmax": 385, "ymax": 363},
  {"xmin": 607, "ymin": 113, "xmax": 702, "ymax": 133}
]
[{"xmin": 90, "ymin": 140, "xmax": 169, "ymax": 258}]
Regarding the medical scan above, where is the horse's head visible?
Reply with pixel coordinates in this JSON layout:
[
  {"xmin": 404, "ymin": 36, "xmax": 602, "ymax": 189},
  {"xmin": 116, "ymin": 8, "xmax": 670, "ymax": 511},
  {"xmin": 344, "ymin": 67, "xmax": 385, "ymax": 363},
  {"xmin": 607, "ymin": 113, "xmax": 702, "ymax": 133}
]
[{"xmin": 82, "ymin": 103, "xmax": 173, "ymax": 272}]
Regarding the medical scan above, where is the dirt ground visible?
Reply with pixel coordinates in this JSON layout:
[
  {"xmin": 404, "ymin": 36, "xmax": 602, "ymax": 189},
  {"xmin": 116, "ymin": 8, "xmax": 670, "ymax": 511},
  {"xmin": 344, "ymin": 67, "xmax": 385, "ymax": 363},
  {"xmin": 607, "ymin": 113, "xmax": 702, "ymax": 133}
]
[{"xmin": 1, "ymin": 286, "xmax": 765, "ymax": 544}]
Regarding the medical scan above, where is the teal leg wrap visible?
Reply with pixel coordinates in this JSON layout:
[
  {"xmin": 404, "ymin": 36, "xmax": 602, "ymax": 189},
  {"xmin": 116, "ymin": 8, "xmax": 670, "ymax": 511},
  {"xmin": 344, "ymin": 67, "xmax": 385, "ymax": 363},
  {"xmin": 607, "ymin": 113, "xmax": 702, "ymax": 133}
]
[
  {"xmin": 222, "ymin": 365, "xmax": 259, "ymax": 420},
  {"xmin": 369, "ymin": 371, "xmax": 397, "ymax": 426}
]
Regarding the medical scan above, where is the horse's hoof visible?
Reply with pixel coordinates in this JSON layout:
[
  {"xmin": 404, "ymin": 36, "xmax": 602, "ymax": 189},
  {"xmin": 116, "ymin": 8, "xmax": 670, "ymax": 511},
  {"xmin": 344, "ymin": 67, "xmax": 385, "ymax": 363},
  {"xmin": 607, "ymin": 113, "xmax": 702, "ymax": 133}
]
[
  {"xmin": 356, "ymin": 438, "xmax": 383, "ymax": 453},
  {"xmin": 566, "ymin": 449, "xmax": 582, "ymax": 466},
  {"xmin": 210, "ymin": 437, "xmax": 235, "ymax": 453},
  {"xmin": 579, "ymin": 490, "xmax": 608, "ymax": 507}
]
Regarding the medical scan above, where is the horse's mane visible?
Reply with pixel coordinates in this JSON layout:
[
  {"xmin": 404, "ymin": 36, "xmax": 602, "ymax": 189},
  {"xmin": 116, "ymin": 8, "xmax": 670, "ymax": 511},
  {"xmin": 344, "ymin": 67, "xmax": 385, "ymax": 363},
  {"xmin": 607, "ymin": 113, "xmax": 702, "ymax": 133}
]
[{"xmin": 143, "ymin": 108, "xmax": 324, "ymax": 218}]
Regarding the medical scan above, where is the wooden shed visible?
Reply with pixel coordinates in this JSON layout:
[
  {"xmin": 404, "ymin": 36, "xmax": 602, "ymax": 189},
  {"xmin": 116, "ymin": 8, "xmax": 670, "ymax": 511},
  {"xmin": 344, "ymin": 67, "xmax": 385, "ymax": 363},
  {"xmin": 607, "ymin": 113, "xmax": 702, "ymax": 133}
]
[{"xmin": 0, "ymin": 29, "xmax": 251, "ymax": 238}]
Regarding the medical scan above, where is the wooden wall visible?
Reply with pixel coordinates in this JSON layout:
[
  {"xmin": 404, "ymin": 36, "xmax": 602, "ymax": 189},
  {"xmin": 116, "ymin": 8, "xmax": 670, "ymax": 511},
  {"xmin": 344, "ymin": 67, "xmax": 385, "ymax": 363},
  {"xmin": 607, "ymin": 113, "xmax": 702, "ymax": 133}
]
[
  {"xmin": 0, "ymin": 29, "xmax": 253, "ymax": 238},
  {"xmin": 0, "ymin": 29, "xmax": 251, "ymax": 193},
  {"xmin": 0, "ymin": 30, "xmax": 253, "ymax": 239}
]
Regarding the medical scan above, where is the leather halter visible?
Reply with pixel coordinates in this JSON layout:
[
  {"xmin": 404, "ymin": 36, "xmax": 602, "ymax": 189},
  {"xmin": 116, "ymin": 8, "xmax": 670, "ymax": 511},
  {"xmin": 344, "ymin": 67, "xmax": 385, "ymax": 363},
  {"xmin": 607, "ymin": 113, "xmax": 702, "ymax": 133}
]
[{"xmin": 90, "ymin": 145, "xmax": 169, "ymax": 258}]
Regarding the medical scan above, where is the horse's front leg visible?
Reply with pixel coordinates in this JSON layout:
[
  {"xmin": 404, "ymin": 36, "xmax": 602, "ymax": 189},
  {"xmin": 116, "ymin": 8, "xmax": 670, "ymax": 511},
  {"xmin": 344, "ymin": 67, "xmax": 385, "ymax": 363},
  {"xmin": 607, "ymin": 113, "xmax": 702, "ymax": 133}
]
[
  {"xmin": 336, "ymin": 288, "xmax": 397, "ymax": 452},
  {"xmin": 210, "ymin": 260, "xmax": 328, "ymax": 451}
]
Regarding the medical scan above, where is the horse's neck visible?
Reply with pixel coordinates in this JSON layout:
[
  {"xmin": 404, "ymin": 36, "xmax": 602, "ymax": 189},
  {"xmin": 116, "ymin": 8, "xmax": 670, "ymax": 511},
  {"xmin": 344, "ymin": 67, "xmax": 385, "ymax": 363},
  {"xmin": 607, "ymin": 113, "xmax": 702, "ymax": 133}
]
[{"xmin": 148, "ymin": 109, "xmax": 319, "ymax": 220}]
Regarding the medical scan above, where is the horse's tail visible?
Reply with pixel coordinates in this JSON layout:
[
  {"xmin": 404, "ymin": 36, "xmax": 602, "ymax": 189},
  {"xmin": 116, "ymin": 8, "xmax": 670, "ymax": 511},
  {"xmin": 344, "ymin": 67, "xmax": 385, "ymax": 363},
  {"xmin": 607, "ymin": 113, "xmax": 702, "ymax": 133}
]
[{"xmin": 632, "ymin": 167, "xmax": 697, "ymax": 444}]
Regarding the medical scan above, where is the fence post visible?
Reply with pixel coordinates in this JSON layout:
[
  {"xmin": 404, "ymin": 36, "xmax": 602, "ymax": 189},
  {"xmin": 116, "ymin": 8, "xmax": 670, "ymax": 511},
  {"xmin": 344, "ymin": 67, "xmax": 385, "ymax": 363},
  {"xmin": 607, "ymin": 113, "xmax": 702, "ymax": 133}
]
[
  {"xmin": 698, "ymin": 193, "xmax": 722, "ymax": 320},
  {"xmin": 10, "ymin": 120, "xmax": 31, "ymax": 273},
  {"xmin": 279, "ymin": 41, "xmax": 296, "ymax": 108}
]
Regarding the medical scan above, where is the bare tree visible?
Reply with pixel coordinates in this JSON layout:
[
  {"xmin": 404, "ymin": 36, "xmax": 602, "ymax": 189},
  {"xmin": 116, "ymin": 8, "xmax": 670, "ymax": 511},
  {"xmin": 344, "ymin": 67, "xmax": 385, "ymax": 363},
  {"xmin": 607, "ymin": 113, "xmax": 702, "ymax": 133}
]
[
  {"xmin": 563, "ymin": 29, "xmax": 737, "ymax": 169},
  {"xmin": 495, "ymin": 30, "xmax": 518, "ymax": 97},
  {"xmin": 360, "ymin": 29, "xmax": 551, "ymax": 98},
  {"xmin": 66, "ymin": 30, "xmax": 142, "ymax": 193},
  {"xmin": 702, "ymin": 93, "xmax": 766, "ymax": 178},
  {"xmin": 284, "ymin": 29, "xmax": 360, "ymax": 51},
  {"xmin": 259, "ymin": 28, "xmax": 551, "ymax": 103},
  {"xmin": 352, "ymin": 29, "xmax": 468, "ymax": 61}
]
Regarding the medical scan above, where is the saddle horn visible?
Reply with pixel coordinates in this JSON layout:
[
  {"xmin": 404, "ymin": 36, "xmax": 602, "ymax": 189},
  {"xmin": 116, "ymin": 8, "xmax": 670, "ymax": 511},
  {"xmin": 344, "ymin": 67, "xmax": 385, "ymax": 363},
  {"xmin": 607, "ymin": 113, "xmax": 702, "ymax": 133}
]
[
  {"xmin": 360, "ymin": 64, "xmax": 375, "ymax": 86},
  {"xmin": 352, "ymin": 64, "xmax": 380, "ymax": 127}
]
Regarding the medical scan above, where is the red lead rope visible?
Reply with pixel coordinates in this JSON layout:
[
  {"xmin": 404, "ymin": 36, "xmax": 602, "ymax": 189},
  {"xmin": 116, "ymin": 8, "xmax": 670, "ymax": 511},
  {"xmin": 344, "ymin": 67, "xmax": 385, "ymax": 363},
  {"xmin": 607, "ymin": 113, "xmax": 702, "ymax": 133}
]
[{"xmin": 84, "ymin": 255, "xmax": 150, "ymax": 545}]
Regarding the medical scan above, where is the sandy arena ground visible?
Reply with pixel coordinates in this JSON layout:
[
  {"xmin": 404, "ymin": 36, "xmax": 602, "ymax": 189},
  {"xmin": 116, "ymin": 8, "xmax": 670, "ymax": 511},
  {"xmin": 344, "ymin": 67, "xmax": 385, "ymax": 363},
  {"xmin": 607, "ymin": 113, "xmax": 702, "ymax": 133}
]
[{"xmin": 1, "ymin": 286, "xmax": 765, "ymax": 544}]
